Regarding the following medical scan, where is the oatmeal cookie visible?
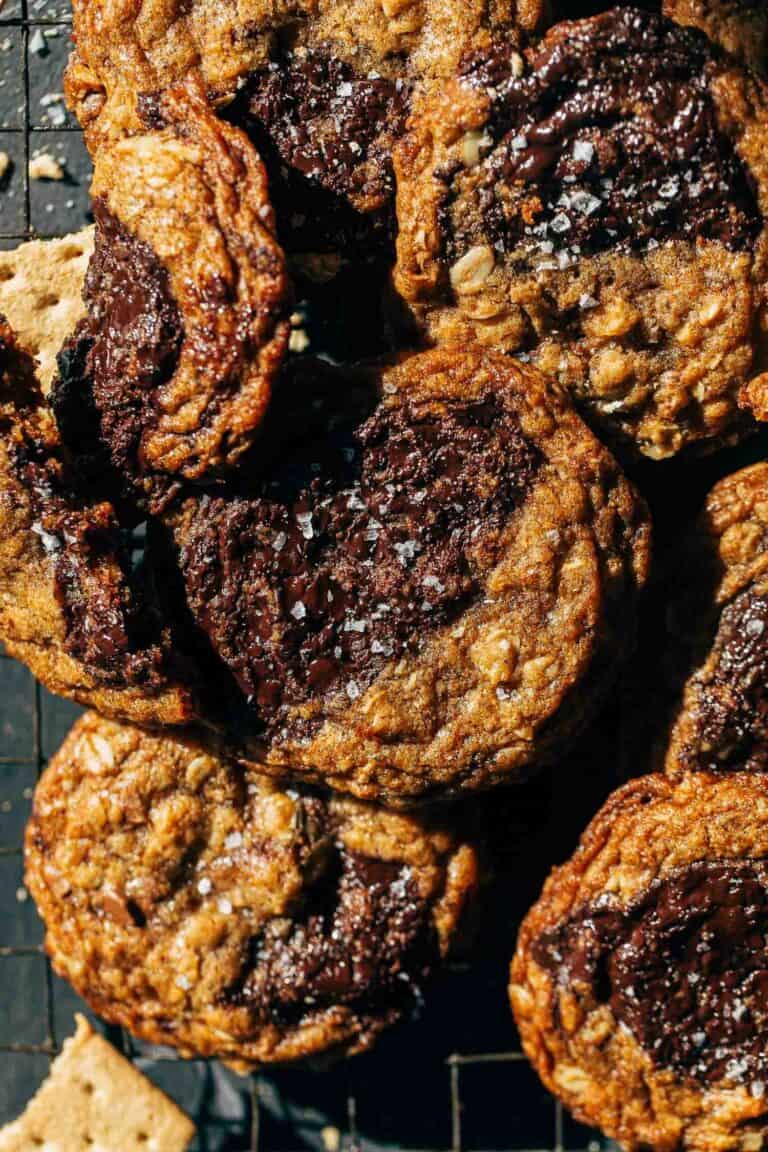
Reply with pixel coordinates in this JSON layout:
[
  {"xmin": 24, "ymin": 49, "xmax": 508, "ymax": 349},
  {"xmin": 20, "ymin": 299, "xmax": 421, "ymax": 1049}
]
[
  {"xmin": 511, "ymin": 770, "xmax": 768, "ymax": 1152},
  {"xmin": 0, "ymin": 319, "xmax": 193, "ymax": 727},
  {"xmin": 54, "ymin": 77, "xmax": 289, "ymax": 489},
  {"xmin": 161, "ymin": 345, "xmax": 650, "ymax": 803},
  {"xmin": 394, "ymin": 6, "xmax": 768, "ymax": 458},
  {"xmin": 26, "ymin": 712, "xmax": 479, "ymax": 1069},
  {"xmin": 665, "ymin": 0, "xmax": 768, "ymax": 74},
  {"xmin": 664, "ymin": 462, "xmax": 768, "ymax": 776},
  {"xmin": 65, "ymin": 2, "xmax": 549, "ymax": 272},
  {"xmin": 45, "ymin": 345, "xmax": 649, "ymax": 803}
]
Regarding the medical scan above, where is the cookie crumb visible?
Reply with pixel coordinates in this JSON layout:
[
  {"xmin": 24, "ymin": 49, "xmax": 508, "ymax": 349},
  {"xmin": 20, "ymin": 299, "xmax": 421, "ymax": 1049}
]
[
  {"xmin": 40, "ymin": 92, "xmax": 68, "ymax": 127},
  {"xmin": 289, "ymin": 328, "xmax": 310, "ymax": 353},
  {"xmin": 0, "ymin": 152, "xmax": 10, "ymax": 182},
  {"xmin": 29, "ymin": 28, "xmax": 48, "ymax": 55},
  {"xmin": 321, "ymin": 1126, "xmax": 341, "ymax": 1152},
  {"xmin": 29, "ymin": 153, "xmax": 64, "ymax": 181}
]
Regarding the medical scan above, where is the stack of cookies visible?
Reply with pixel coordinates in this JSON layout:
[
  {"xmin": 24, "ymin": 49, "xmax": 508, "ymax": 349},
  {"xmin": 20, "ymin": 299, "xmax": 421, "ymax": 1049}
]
[{"xmin": 2, "ymin": 2, "xmax": 768, "ymax": 1146}]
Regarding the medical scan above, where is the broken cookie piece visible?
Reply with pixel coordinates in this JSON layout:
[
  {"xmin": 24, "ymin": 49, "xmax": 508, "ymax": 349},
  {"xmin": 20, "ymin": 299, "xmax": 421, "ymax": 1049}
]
[
  {"xmin": 0, "ymin": 316, "xmax": 194, "ymax": 727},
  {"xmin": 0, "ymin": 228, "xmax": 93, "ymax": 392},
  {"xmin": 664, "ymin": 462, "xmax": 768, "ymax": 777},
  {"xmin": 26, "ymin": 714, "xmax": 479, "ymax": 1068}
]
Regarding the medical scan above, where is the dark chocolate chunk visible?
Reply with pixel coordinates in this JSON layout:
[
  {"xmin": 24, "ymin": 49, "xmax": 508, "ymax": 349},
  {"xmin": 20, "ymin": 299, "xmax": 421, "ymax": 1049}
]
[
  {"xmin": 535, "ymin": 861, "xmax": 768, "ymax": 1087},
  {"xmin": 230, "ymin": 847, "xmax": 435, "ymax": 1025},
  {"xmin": 442, "ymin": 7, "xmax": 762, "ymax": 265},
  {"xmin": 52, "ymin": 199, "xmax": 183, "ymax": 490},
  {"xmin": 685, "ymin": 588, "xmax": 768, "ymax": 773},
  {"xmin": 226, "ymin": 46, "xmax": 410, "ymax": 263},
  {"xmin": 10, "ymin": 437, "xmax": 171, "ymax": 687}
]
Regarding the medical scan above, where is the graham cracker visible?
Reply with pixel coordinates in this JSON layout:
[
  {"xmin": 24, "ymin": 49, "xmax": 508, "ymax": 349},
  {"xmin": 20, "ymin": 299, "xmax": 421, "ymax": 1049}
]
[
  {"xmin": 0, "ymin": 228, "xmax": 92, "ymax": 393},
  {"xmin": 0, "ymin": 1015, "xmax": 195, "ymax": 1151}
]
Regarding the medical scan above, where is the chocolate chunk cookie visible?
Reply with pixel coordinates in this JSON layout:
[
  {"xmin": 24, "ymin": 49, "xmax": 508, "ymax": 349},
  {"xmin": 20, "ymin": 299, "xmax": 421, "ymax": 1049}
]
[
  {"xmin": 55, "ymin": 78, "xmax": 289, "ymax": 488},
  {"xmin": 666, "ymin": 0, "xmax": 768, "ymax": 74},
  {"xmin": 0, "ymin": 318, "xmax": 193, "ymax": 727},
  {"xmin": 665, "ymin": 462, "xmax": 768, "ymax": 776},
  {"xmin": 511, "ymin": 771, "xmax": 768, "ymax": 1152},
  {"xmin": 26, "ymin": 713, "xmax": 479, "ymax": 1069},
  {"xmin": 27, "ymin": 344, "xmax": 650, "ymax": 803},
  {"xmin": 65, "ymin": 2, "xmax": 548, "ymax": 272},
  {"xmin": 164, "ymin": 345, "xmax": 650, "ymax": 803},
  {"xmin": 395, "ymin": 6, "xmax": 768, "ymax": 458}
]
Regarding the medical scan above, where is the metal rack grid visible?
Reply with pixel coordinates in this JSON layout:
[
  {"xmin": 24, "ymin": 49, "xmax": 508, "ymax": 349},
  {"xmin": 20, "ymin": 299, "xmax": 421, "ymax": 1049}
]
[
  {"xmin": 0, "ymin": 0, "xmax": 87, "ymax": 244},
  {"xmin": 0, "ymin": 3, "xmax": 615, "ymax": 1147}
]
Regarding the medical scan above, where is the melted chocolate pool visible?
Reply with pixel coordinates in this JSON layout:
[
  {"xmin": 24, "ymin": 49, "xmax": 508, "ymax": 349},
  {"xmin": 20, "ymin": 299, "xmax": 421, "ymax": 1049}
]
[
  {"xmin": 685, "ymin": 589, "xmax": 768, "ymax": 774},
  {"xmin": 175, "ymin": 373, "xmax": 541, "ymax": 740},
  {"xmin": 228, "ymin": 46, "xmax": 409, "ymax": 262},
  {"xmin": 53, "ymin": 200, "xmax": 183, "ymax": 488},
  {"xmin": 535, "ymin": 861, "xmax": 768, "ymax": 1086},
  {"xmin": 442, "ymin": 6, "xmax": 762, "ymax": 265},
  {"xmin": 231, "ymin": 847, "xmax": 435, "ymax": 1026}
]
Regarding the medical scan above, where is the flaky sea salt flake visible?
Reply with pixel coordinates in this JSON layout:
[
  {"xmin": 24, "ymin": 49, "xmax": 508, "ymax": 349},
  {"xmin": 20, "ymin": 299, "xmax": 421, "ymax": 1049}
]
[
  {"xmin": 296, "ymin": 512, "xmax": 314, "ymax": 540},
  {"xmin": 573, "ymin": 140, "xmax": 594, "ymax": 164}
]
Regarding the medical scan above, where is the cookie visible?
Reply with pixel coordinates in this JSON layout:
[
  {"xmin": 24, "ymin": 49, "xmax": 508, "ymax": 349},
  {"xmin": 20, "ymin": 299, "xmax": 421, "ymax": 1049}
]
[
  {"xmin": 33, "ymin": 343, "xmax": 651, "ymax": 802},
  {"xmin": 65, "ymin": 2, "xmax": 549, "ymax": 272},
  {"xmin": 164, "ymin": 345, "xmax": 648, "ymax": 801},
  {"xmin": 0, "ymin": 229, "xmax": 93, "ymax": 393},
  {"xmin": 511, "ymin": 771, "xmax": 768, "ymax": 1152},
  {"xmin": 53, "ymin": 77, "xmax": 289, "ymax": 488},
  {"xmin": 0, "ymin": 317, "xmax": 194, "ymax": 727},
  {"xmin": 664, "ymin": 462, "xmax": 768, "ymax": 776},
  {"xmin": 0, "ymin": 1015, "xmax": 194, "ymax": 1152},
  {"xmin": 26, "ymin": 713, "xmax": 479, "ymax": 1069},
  {"xmin": 394, "ymin": 6, "xmax": 768, "ymax": 458},
  {"xmin": 666, "ymin": 0, "xmax": 768, "ymax": 74}
]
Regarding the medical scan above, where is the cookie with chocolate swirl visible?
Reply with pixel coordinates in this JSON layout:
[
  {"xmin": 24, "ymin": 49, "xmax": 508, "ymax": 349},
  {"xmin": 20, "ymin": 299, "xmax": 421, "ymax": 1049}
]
[
  {"xmin": 26, "ymin": 712, "xmax": 479, "ymax": 1068},
  {"xmin": 395, "ymin": 6, "xmax": 768, "ymax": 458}
]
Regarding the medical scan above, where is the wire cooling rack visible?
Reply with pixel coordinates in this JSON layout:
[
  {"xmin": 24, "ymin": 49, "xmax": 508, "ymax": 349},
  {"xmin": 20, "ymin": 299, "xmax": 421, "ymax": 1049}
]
[{"xmin": 0, "ymin": 2, "xmax": 625, "ymax": 1147}]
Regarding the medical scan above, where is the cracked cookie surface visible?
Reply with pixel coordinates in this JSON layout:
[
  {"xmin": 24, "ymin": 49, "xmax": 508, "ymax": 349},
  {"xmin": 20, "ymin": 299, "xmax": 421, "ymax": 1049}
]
[
  {"xmin": 395, "ymin": 5, "xmax": 768, "ymax": 458},
  {"xmin": 511, "ymin": 771, "xmax": 768, "ymax": 1152},
  {"xmin": 665, "ymin": 0, "xmax": 768, "ymax": 74},
  {"xmin": 26, "ymin": 712, "xmax": 479, "ymax": 1069}
]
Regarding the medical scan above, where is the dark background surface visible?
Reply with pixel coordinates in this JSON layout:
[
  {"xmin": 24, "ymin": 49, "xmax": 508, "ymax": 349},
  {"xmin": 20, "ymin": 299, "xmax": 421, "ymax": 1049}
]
[{"xmin": 1, "ymin": 3, "xmax": 766, "ymax": 1149}]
